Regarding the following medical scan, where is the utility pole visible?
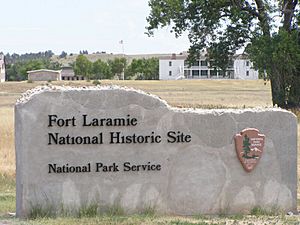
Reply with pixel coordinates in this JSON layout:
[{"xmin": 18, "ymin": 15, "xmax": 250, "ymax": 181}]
[{"xmin": 119, "ymin": 40, "xmax": 125, "ymax": 80}]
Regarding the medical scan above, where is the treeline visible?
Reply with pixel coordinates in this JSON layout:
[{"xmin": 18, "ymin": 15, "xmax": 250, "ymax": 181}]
[
  {"xmin": 3, "ymin": 51, "xmax": 60, "ymax": 81},
  {"xmin": 73, "ymin": 55, "xmax": 159, "ymax": 80},
  {"xmin": 3, "ymin": 51, "xmax": 159, "ymax": 81},
  {"xmin": 4, "ymin": 51, "xmax": 54, "ymax": 64},
  {"xmin": 6, "ymin": 60, "xmax": 61, "ymax": 81}
]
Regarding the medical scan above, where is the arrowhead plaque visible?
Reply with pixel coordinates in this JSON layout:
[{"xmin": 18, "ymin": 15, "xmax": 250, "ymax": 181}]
[{"xmin": 234, "ymin": 128, "xmax": 265, "ymax": 172}]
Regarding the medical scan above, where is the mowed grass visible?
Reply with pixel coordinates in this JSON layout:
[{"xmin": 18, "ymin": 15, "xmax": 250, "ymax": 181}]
[
  {"xmin": 1, "ymin": 214, "xmax": 299, "ymax": 225},
  {"xmin": 0, "ymin": 107, "xmax": 14, "ymax": 176},
  {"xmin": 0, "ymin": 79, "xmax": 273, "ymax": 108},
  {"xmin": 0, "ymin": 80, "xmax": 299, "ymax": 224}
]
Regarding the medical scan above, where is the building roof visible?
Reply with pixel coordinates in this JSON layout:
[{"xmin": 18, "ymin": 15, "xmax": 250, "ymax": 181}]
[
  {"xmin": 27, "ymin": 69, "xmax": 62, "ymax": 74},
  {"xmin": 233, "ymin": 53, "xmax": 250, "ymax": 60},
  {"xmin": 159, "ymin": 52, "xmax": 251, "ymax": 61},
  {"xmin": 159, "ymin": 52, "xmax": 188, "ymax": 60}
]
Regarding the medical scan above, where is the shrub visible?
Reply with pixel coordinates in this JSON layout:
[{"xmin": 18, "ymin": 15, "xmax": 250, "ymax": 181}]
[{"xmin": 92, "ymin": 80, "xmax": 101, "ymax": 85}]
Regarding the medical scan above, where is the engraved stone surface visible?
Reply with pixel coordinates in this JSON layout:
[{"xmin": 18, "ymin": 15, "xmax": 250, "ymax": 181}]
[{"xmin": 15, "ymin": 86, "xmax": 298, "ymax": 217}]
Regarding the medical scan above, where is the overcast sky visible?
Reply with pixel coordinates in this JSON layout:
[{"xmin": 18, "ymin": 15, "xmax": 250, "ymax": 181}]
[{"xmin": 0, "ymin": 0, "xmax": 190, "ymax": 55}]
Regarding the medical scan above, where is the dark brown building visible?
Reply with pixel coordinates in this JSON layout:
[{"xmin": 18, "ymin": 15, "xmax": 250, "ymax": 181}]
[{"xmin": 61, "ymin": 67, "xmax": 84, "ymax": 81}]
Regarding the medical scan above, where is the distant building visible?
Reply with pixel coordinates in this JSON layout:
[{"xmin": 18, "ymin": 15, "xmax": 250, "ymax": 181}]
[
  {"xmin": 61, "ymin": 66, "xmax": 84, "ymax": 81},
  {"xmin": 233, "ymin": 54, "xmax": 258, "ymax": 80},
  {"xmin": 0, "ymin": 54, "xmax": 5, "ymax": 82},
  {"xmin": 27, "ymin": 69, "xmax": 61, "ymax": 81},
  {"xmin": 159, "ymin": 52, "xmax": 259, "ymax": 80}
]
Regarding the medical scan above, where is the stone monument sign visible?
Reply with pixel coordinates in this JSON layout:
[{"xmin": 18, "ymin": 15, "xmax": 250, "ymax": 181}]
[{"xmin": 15, "ymin": 86, "xmax": 297, "ymax": 217}]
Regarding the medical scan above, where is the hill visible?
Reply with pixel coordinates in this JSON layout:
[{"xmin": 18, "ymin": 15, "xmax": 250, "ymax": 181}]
[{"xmin": 51, "ymin": 53, "xmax": 175, "ymax": 66}]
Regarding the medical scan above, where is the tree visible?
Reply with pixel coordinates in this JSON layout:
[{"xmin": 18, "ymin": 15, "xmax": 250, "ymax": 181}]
[
  {"xmin": 143, "ymin": 58, "xmax": 159, "ymax": 80},
  {"xmin": 146, "ymin": 0, "xmax": 300, "ymax": 108},
  {"xmin": 128, "ymin": 58, "xmax": 159, "ymax": 80},
  {"xmin": 74, "ymin": 55, "xmax": 92, "ymax": 80},
  {"xmin": 59, "ymin": 51, "xmax": 68, "ymax": 59},
  {"xmin": 125, "ymin": 58, "xmax": 159, "ymax": 80},
  {"xmin": 242, "ymin": 135, "xmax": 251, "ymax": 158},
  {"xmin": 4, "ymin": 51, "xmax": 60, "ymax": 81},
  {"xmin": 79, "ymin": 50, "xmax": 89, "ymax": 55},
  {"xmin": 5, "ymin": 59, "xmax": 61, "ymax": 81},
  {"xmin": 4, "ymin": 50, "xmax": 54, "ymax": 64},
  {"xmin": 108, "ymin": 58, "xmax": 127, "ymax": 79},
  {"xmin": 92, "ymin": 59, "xmax": 112, "ymax": 79}
]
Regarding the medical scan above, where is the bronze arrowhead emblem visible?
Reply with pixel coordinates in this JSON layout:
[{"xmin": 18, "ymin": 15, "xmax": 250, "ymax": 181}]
[{"xmin": 234, "ymin": 128, "xmax": 265, "ymax": 172}]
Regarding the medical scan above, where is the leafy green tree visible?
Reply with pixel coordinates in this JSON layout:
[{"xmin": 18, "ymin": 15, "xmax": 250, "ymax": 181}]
[
  {"xmin": 146, "ymin": 0, "xmax": 300, "ymax": 108},
  {"xmin": 6, "ymin": 59, "xmax": 61, "ymax": 81},
  {"xmin": 108, "ymin": 58, "xmax": 127, "ymax": 79},
  {"xmin": 59, "ymin": 51, "xmax": 68, "ymax": 59},
  {"xmin": 92, "ymin": 59, "xmax": 112, "ymax": 79},
  {"xmin": 5, "ymin": 51, "xmax": 54, "ymax": 64},
  {"xmin": 74, "ymin": 55, "xmax": 92, "ymax": 80},
  {"xmin": 125, "ymin": 58, "xmax": 159, "ymax": 80},
  {"xmin": 79, "ymin": 50, "xmax": 89, "ymax": 55},
  {"xmin": 47, "ymin": 61, "xmax": 62, "ymax": 70},
  {"xmin": 125, "ymin": 58, "xmax": 145, "ymax": 79},
  {"xmin": 139, "ymin": 58, "xmax": 159, "ymax": 80},
  {"xmin": 247, "ymin": 30, "xmax": 300, "ymax": 107},
  {"xmin": 6, "ymin": 64, "xmax": 20, "ymax": 81}
]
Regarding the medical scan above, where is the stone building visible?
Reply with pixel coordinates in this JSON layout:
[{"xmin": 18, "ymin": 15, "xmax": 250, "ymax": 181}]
[
  {"xmin": 27, "ymin": 69, "xmax": 61, "ymax": 81},
  {"xmin": 61, "ymin": 66, "xmax": 84, "ymax": 80},
  {"xmin": 0, "ymin": 54, "xmax": 5, "ymax": 82}
]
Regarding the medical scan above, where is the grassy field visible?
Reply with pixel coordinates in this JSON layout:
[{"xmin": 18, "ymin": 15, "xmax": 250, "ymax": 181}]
[{"xmin": 0, "ymin": 80, "xmax": 299, "ymax": 224}]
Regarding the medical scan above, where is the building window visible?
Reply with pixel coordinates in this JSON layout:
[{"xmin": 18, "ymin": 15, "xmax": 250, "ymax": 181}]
[
  {"xmin": 210, "ymin": 70, "xmax": 217, "ymax": 77},
  {"xmin": 219, "ymin": 70, "xmax": 225, "ymax": 77},
  {"xmin": 169, "ymin": 71, "xmax": 172, "ymax": 76},
  {"xmin": 192, "ymin": 61, "xmax": 199, "ymax": 67},
  {"xmin": 169, "ymin": 61, "xmax": 172, "ymax": 66},
  {"xmin": 246, "ymin": 61, "xmax": 250, "ymax": 67},
  {"xmin": 246, "ymin": 71, "xmax": 249, "ymax": 76},
  {"xmin": 200, "ymin": 60, "xmax": 208, "ymax": 67},
  {"xmin": 201, "ymin": 70, "xmax": 208, "ymax": 77},
  {"xmin": 184, "ymin": 70, "xmax": 190, "ymax": 77},
  {"xmin": 228, "ymin": 70, "xmax": 234, "ymax": 78},
  {"xmin": 192, "ymin": 70, "xmax": 199, "ymax": 77}
]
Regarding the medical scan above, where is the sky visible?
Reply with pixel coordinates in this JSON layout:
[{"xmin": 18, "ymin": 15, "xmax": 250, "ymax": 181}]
[{"xmin": 0, "ymin": 0, "xmax": 190, "ymax": 55}]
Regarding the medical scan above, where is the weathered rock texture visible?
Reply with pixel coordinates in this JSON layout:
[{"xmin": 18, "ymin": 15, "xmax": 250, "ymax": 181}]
[{"xmin": 15, "ymin": 86, "xmax": 297, "ymax": 217}]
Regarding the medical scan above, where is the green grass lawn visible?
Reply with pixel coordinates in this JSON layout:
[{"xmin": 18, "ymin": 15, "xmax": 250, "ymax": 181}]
[
  {"xmin": 0, "ymin": 175, "xmax": 15, "ymax": 217},
  {"xmin": 0, "ymin": 178, "xmax": 298, "ymax": 224}
]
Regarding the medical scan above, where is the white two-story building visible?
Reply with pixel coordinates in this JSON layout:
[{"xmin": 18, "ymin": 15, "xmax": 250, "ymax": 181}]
[
  {"xmin": 0, "ymin": 54, "xmax": 5, "ymax": 82},
  {"xmin": 159, "ymin": 53, "xmax": 258, "ymax": 80}
]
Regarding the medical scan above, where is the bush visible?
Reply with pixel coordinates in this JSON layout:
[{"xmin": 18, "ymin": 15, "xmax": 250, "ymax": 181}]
[{"xmin": 92, "ymin": 80, "xmax": 101, "ymax": 85}]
